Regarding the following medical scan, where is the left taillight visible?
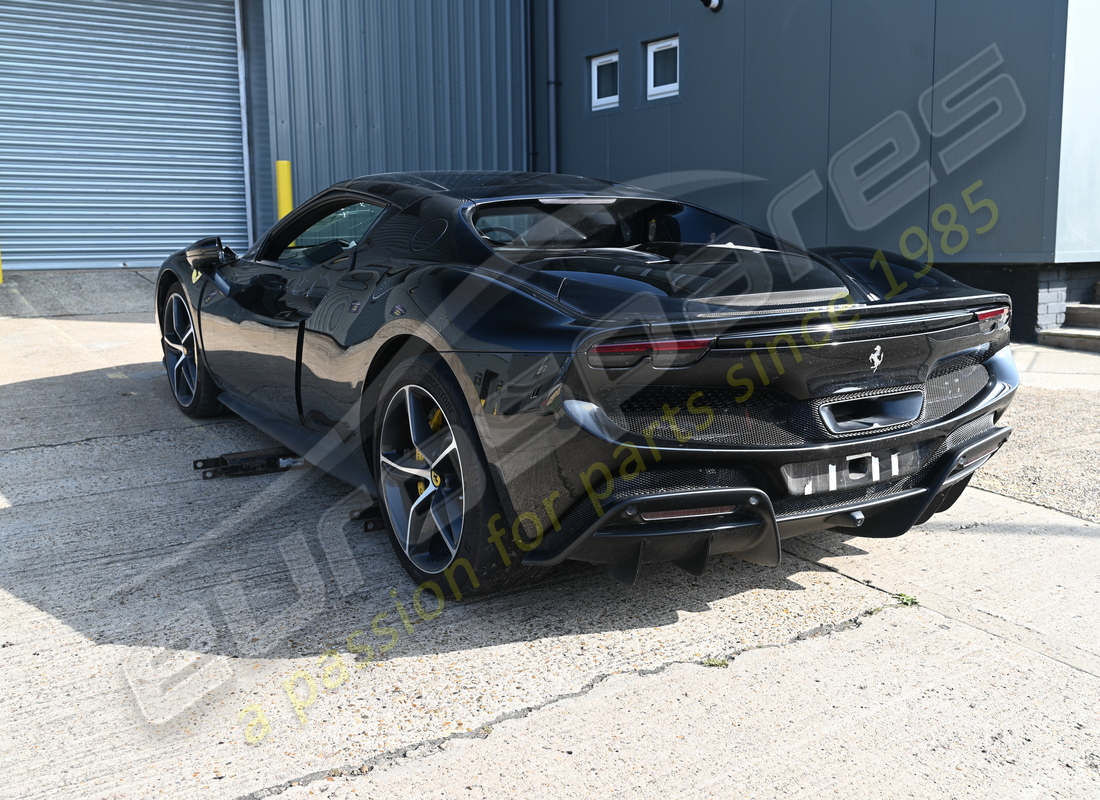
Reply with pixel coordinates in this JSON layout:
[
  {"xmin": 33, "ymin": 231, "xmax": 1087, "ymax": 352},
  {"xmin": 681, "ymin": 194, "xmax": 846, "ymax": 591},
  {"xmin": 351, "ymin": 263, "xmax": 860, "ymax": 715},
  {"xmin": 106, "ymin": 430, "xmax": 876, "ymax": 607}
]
[
  {"xmin": 587, "ymin": 337, "xmax": 713, "ymax": 369},
  {"xmin": 975, "ymin": 306, "xmax": 1010, "ymax": 332}
]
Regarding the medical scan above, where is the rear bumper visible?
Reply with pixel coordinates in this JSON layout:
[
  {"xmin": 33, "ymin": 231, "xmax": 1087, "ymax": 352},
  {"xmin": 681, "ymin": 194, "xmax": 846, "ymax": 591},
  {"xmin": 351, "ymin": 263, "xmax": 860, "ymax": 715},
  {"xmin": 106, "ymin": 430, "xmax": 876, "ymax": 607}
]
[
  {"xmin": 523, "ymin": 424, "xmax": 1010, "ymax": 574},
  {"xmin": 773, "ymin": 423, "xmax": 1010, "ymax": 538},
  {"xmin": 521, "ymin": 401, "xmax": 1013, "ymax": 577}
]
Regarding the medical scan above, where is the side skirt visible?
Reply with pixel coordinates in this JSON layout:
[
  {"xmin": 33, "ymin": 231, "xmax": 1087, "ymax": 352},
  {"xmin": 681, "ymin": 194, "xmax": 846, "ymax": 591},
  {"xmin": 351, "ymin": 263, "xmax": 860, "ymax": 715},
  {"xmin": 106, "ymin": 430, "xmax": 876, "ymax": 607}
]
[{"xmin": 217, "ymin": 391, "xmax": 377, "ymax": 496}]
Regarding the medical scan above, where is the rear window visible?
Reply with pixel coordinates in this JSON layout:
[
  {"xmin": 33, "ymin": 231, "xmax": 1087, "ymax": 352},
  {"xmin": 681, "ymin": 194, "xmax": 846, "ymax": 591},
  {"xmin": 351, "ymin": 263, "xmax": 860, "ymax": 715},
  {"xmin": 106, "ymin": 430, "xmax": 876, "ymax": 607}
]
[
  {"xmin": 470, "ymin": 197, "xmax": 776, "ymax": 250},
  {"xmin": 472, "ymin": 197, "xmax": 852, "ymax": 310},
  {"xmin": 833, "ymin": 252, "xmax": 964, "ymax": 301}
]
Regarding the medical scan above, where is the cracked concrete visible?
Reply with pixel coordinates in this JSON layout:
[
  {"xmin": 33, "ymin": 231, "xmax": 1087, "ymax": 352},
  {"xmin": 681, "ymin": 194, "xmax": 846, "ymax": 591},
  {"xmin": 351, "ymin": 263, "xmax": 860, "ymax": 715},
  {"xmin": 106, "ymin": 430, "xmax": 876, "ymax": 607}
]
[
  {"xmin": 244, "ymin": 488, "xmax": 1100, "ymax": 800},
  {"xmin": 2, "ymin": 270, "xmax": 1099, "ymax": 799},
  {"xmin": 271, "ymin": 606, "xmax": 1098, "ymax": 800},
  {"xmin": 235, "ymin": 606, "xmax": 898, "ymax": 800}
]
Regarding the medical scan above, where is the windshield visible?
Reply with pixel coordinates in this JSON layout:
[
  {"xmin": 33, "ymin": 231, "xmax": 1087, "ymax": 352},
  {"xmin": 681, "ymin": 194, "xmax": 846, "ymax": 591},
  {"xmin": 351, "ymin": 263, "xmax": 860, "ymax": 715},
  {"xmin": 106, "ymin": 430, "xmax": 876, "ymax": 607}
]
[{"xmin": 470, "ymin": 197, "xmax": 781, "ymax": 250}]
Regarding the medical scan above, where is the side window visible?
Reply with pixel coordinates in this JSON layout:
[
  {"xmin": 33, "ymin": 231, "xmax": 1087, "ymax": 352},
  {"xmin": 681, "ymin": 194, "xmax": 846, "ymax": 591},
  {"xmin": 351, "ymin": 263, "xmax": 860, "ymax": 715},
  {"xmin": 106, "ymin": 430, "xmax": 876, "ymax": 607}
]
[
  {"xmin": 267, "ymin": 201, "xmax": 385, "ymax": 267},
  {"xmin": 646, "ymin": 36, "xmax": 679, "ymax": 100},
  {"xmin": 590, "ymin": 51, "xmax": 619, "ymax": 111}
]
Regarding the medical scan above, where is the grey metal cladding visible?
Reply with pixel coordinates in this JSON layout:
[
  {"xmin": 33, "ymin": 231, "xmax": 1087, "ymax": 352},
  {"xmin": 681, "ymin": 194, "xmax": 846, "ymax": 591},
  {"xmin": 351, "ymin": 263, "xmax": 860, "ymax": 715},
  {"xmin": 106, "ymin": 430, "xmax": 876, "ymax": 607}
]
[
  {"xmin": 824, "ymin": 0, "xmax": 937, "ymax": 252},
  {"xmin": 741, "ymin": 0, "xmax": 832, "ymax": 245},
  {"xmin": 263, "ymin": 0, "xmax": 530, "ymax": 224},
  {"xmin": 606, "ymin": 0, "xmax": 673, "ymax": 194},
  {"xmin": 667, "ymin": 5, "xmax": 743, "ymax": 218},
  {"xmin": 556, "ymin": 0, "xmax": 611, "ymax": 179},
  {"xmin": 608, "ymin": 104, "xmax": 673, "ymax": 194},
  {"xmin": 242, "ymin": 0, "xmax": 275, "ymax": 234},
  {"xmin": 558, "ymin": 0, "xmax": 751, "ymax": 213},
  {"xmin": 606, "ymin": 0, "xmax": 669, "ymax": 184},
  {"xmin": 555, "ymin": 0, "xmax": 1066, "ymax": 264},
  {"xmin": 925, "ymin": 1, "xmax": 1066, "ymax": 263},
  {"xmin": 0, "ymin": 0, "xmax": 249, "ymax": 269}
]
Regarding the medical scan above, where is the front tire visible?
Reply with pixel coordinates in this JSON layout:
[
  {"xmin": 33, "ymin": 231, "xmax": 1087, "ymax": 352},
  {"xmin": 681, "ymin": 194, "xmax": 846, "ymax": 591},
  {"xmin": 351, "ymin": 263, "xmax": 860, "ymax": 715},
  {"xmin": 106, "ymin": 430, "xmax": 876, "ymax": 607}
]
[
  {"xmin": 160, "ymin": 284, "xmax": 223, "ymax": 418},
  {"xmin": 374, "ymin": 355, "xmax": 534, "ymax": 597}
]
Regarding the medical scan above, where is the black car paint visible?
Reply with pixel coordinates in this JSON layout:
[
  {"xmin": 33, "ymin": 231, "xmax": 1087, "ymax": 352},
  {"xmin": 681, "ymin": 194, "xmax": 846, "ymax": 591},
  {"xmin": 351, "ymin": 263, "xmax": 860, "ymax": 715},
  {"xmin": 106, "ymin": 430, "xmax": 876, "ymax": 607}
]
[{"xmin": 156, "ymin": 170, "xmax": 1017, "ymax": 578}]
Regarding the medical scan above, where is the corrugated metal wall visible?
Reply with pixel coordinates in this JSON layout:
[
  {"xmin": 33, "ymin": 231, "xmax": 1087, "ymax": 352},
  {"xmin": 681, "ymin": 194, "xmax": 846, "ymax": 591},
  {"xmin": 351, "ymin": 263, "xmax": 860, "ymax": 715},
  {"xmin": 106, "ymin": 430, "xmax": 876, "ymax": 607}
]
[
  {"xmin": 555, "ymin": 0, "xmax": 1067, "ymax": 264},
  {"xmin": 261, "ymin": 0, "xmax": 530, "ymax": 220},
  {"xmin": 0, "ymin": 0, "xmax": 250, "ymax": 269}
]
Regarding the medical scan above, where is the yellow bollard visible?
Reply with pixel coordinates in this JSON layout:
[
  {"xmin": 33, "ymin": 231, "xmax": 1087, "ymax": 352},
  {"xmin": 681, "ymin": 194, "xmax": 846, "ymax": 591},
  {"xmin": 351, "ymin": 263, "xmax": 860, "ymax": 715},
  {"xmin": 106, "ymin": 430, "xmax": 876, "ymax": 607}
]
[{"xmin": 276, "ymin": 160, "xmax": 293, "ymax": 219}]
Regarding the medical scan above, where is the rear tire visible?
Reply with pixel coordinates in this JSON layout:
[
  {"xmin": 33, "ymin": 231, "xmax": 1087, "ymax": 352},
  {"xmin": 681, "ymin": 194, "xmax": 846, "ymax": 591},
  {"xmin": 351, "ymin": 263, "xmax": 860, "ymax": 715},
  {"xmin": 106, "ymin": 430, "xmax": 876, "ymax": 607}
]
[
  {"xmin": 160, "ymin": 283, "xmax": 223, "ymax": 418},
  {"xmin": 373, "ymin": 354, "xmax": 536, "ymax": 598}
]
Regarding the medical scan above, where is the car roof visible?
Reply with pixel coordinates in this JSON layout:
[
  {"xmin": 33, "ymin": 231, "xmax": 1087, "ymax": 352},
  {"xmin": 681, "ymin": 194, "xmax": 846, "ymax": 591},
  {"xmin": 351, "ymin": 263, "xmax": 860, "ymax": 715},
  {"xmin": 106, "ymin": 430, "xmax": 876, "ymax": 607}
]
[{"xmin": 337, "ymin": 170, "xmax": 672, "ymax": 205}]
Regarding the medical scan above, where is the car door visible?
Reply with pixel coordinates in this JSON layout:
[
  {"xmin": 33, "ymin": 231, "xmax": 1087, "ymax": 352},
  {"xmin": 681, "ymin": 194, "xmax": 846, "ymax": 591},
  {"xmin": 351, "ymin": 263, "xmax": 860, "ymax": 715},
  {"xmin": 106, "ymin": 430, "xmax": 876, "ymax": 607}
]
[{"xmin": 200, "ymin": 196, "xmax": 387, "ymax": 421}]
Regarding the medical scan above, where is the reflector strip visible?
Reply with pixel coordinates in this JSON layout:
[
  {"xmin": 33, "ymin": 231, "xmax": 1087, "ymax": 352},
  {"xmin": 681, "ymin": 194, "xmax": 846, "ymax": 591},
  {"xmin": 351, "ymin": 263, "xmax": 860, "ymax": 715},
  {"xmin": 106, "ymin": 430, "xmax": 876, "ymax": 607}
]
[
  {"xmin": 639, "ymin": 505, "xmax": 736, "ymax": 521},
  {"xmin": 590, "ymin": 338, "xmax": 712, "ymax": 355},
  {"xmin": 976, "ymin": 307, "xmax": 1009, "ymax": 321},
  {"xmin": 649, "ymin": 338, "xmax": 713, "ymax": 352},
  {"xmin": 590, "ymin": 341, "xmax": 654, "ymax": 355}
]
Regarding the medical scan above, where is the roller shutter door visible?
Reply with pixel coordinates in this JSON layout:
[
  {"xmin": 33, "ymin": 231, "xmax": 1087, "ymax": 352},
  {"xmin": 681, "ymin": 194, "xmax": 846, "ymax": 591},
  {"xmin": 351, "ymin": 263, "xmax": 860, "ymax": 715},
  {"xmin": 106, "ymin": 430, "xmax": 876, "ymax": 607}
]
[{"xmin": 0, "ymin": 0, "xmax": 249, "ymax": 269}]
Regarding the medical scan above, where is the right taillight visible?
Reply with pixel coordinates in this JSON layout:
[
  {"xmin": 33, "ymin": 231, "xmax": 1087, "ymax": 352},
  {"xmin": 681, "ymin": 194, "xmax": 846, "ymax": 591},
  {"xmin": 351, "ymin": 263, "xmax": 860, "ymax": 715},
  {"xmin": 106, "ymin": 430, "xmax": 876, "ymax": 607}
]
[
  {"xmin": 975, "ymin": 306, "xmax": 1010, "ymax": 332},
  {"xmin": 587, "ymin": 337, "xmax": 713, "ymax": 369}
]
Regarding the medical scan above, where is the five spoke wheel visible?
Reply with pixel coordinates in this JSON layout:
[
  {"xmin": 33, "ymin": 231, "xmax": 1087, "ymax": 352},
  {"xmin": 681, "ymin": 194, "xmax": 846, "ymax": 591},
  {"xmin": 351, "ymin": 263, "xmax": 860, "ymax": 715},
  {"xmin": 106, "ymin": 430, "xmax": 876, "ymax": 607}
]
[
  {"xmin": 159, "ymin": 285, "xmax": 221, "ymax": 417},
  {"xmin": 378, "ymin": 385, "xmax": 465, "ymax": 574},
  {"xmin": 162, "ymin": 291, "xmax": 198, "ymax": 407}
]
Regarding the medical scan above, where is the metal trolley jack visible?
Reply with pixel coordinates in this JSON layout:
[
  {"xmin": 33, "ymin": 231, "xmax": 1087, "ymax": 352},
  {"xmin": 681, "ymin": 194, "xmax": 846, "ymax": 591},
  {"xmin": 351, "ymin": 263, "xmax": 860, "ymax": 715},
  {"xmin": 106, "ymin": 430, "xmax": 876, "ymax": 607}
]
[
  {"xmin": 193, "ymin": 447, "xmax": 385, "ymax": 527},
  {"xmin": 193, "ymin": 447, "xmax": 305, "ymax": 480}
]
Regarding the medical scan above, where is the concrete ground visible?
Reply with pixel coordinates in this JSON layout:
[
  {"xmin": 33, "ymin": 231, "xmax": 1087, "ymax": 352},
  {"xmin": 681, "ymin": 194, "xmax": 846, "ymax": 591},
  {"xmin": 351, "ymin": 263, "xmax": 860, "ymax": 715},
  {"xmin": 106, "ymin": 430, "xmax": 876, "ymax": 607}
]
[{"xmin": 1, "ymin": 270, "xmax": 1097, "ymax": 800}]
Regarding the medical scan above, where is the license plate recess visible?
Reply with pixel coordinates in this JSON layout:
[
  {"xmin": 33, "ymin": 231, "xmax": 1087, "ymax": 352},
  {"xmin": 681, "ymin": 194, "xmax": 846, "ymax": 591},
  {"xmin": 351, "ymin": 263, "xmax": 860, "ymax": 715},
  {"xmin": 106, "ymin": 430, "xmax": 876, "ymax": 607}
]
[{"xmin": 781, "ymin": 443, "xmax": 931, "ymax": 496}]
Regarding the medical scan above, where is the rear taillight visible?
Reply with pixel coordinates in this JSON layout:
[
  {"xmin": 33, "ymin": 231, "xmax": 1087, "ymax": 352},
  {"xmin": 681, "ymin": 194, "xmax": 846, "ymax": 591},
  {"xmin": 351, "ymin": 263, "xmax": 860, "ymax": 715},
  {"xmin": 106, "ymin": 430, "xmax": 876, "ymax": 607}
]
[
  {"xmin": 587, "ymin": 337, "xmax": 713, "ymax": 369},
  {"xmin": 975, "ymin": 306, "xmax": 1010, "ymax": 332}
]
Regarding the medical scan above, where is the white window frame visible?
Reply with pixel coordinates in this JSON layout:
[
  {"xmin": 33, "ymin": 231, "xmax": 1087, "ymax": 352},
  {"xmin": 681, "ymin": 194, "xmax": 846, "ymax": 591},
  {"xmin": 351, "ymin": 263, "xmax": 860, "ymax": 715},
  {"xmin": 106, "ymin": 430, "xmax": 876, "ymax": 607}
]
[
  {"xmin": 646, "ymin": 36, "xmax": 679, "ymax": 100},
  {"xmin": 590, "ymin": 51, "xmax": 619, "ymax": 110}
]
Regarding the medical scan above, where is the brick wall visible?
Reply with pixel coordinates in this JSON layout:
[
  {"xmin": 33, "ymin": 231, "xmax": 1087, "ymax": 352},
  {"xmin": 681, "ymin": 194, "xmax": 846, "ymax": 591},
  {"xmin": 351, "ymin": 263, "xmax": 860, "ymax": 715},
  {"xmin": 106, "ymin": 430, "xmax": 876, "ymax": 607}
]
[
  {"xmin": 1037, "ymin": 263, "xmax": 1100, "ymax": 329},
  {"xmin": 1038, "ymin": 266, "xmax": 1068, "ymax": 330},
  {"xmin": 1065, "ymin": 264, "xmax": 1100, "ymax": 304}
]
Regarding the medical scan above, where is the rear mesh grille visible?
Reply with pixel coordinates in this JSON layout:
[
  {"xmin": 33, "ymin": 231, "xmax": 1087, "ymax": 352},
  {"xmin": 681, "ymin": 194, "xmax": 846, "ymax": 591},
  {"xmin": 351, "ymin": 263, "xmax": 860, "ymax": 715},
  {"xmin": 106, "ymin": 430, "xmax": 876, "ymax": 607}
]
[
  {"xmin": 605, "ymin": 387, "xmax": 810, "ymax": 446},
  {"xmin": 602, "ymin": 361, "xmax": 990, "ymax": 447},
  {"xmin": 534, "ymin": 467, "xmax": 752, "ymax": 553},
  {"xmin": 924, "ymin": 364, "xmax": 989, "ymax": 420}
]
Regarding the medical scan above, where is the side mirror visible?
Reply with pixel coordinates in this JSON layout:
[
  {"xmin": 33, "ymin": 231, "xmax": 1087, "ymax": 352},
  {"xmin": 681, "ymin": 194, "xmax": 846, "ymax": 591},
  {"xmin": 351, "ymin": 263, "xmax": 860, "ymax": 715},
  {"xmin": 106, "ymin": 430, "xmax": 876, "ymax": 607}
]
[
  {"xmin": 185, "ymin": 237, "xmax": 236, "ymax": 295},
  {"xmin": 186, "ymin": 237, "xmax": 237, "ymax": 274}
]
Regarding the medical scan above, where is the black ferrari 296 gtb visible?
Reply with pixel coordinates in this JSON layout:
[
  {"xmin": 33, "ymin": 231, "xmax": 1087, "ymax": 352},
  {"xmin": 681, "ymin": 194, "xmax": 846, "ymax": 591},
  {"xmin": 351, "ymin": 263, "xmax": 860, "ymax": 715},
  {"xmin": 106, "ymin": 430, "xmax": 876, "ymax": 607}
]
[{"xmin": 156, "ymin": 171, "xmax": 1016, "ymax": 595}]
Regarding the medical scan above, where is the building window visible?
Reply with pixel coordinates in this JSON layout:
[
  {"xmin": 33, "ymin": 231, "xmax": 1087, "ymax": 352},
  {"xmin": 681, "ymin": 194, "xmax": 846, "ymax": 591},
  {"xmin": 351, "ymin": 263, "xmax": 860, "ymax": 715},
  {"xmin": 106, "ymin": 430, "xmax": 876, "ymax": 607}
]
[
  {"xmin": 646, "ymin": 36, "xmax": 679, "ymax": 100},
  {"xmin": 590, "ymin": 52, "xmax": 619, "ymax": 110}
]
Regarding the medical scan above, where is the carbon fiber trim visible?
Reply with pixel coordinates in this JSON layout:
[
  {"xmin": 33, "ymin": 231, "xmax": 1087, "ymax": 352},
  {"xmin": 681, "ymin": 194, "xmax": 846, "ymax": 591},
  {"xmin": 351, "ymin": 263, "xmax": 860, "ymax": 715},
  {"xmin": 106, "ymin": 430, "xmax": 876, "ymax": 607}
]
[
  {"xmin": 601, "ymin": 362, "xmax": 990, "ymax": 447},
  {"xmin": 535, "ymin": 467, "xmax": 753, "ymax": 553},
  {"xmin": 531, "ymin": 414, "xmax": 999, "ymax": 559},
  {"xmin": 602, "ymin": 386, "xmax": 810, "ymax": 446},
  {"xmin": 770, "ymin": 413, "xmax": 995, "ymax": 517}
]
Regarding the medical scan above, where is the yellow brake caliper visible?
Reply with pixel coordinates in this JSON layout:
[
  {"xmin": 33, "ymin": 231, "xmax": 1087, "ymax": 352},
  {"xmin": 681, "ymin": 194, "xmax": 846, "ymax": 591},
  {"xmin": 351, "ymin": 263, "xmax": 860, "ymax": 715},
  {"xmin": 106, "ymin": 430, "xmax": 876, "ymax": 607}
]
[{"xmin": 416, "ymin": 407, "xmax": 445, "ymax": 496}]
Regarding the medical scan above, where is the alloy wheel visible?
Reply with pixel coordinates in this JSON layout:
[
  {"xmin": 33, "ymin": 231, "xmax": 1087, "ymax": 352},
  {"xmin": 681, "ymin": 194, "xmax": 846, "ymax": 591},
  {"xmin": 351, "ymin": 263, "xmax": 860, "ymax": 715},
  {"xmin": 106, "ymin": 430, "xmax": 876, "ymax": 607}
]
[
  {"xmin": 162, "ymin": 292, "xmax": 198, "ymax": 407},
  {"xmin": 378, "ymin": 385, "xmax": 465, "ymax": 574}
]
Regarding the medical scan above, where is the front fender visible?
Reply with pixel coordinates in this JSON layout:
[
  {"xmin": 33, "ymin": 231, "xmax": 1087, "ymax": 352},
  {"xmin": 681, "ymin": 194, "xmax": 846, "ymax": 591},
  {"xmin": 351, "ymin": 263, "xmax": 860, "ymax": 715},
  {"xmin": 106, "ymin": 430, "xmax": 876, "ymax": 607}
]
[{"xmin": 155, "ymin": 253, "xmax": 210, "ymax": 353}]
